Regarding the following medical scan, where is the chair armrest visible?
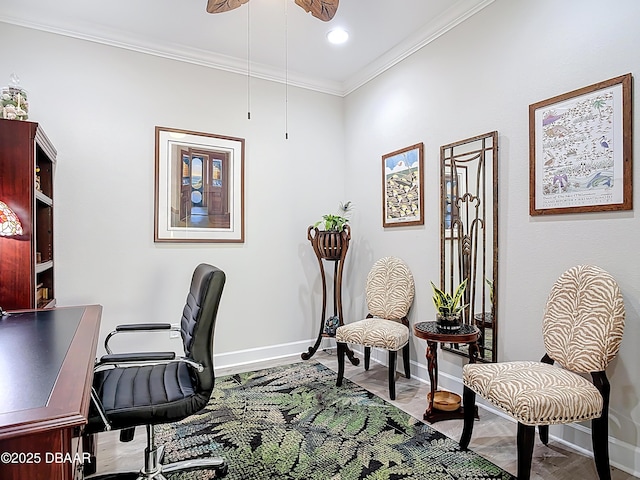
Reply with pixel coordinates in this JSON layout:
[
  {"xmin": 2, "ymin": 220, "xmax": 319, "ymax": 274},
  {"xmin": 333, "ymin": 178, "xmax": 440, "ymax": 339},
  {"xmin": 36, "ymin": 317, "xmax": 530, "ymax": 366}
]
[
  {"xmin": 104, "ymin": 323, "xmax": 180, "ymax": 354},
  {"xmin": 100, "ymin": 352, "xmax": 176, "ymax": 363},
  {"xmin": 115, "ymin": 323, "xmax": 172, "ymax": 331},
  {"xmin": 95, "ymin": 353, "xmax": 203, "ymax": 373}
]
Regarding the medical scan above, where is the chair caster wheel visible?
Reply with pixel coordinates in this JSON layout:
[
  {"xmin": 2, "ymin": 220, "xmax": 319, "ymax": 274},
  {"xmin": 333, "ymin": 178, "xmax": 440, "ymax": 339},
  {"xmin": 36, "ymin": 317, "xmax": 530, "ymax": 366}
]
[{"xmin": 215, "ymin": 464, "xmax": 229, "ymax": 477}]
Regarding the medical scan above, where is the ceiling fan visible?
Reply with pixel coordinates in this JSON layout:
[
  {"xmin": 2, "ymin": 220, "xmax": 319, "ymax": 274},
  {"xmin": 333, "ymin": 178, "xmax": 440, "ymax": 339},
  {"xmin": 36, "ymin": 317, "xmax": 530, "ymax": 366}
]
[{"xmin": 206, "ymin": 0, "xmax": 340, "ymax": 22}]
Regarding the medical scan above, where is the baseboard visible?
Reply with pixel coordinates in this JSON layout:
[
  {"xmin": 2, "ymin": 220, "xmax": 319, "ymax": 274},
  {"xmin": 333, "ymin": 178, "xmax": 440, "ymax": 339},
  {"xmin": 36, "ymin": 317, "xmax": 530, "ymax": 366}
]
[
  {"xmin": 213, "ymin": 339, "xmax": 313, "ymax": 374},
  {"xmin": 214, "ymin": 340, "xmax": 640, "ymax": 478}
]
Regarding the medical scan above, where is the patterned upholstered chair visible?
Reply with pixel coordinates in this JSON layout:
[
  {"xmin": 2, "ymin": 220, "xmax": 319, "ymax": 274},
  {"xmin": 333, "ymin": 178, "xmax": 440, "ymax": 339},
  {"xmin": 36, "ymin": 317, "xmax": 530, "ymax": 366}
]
[
  {"xmin": 460, "ymin": 265, "xmax": 625, "ymax": 480},
  {"xmin": 335, "ymin": 256, "xmax": 415, "ymax": 400}
]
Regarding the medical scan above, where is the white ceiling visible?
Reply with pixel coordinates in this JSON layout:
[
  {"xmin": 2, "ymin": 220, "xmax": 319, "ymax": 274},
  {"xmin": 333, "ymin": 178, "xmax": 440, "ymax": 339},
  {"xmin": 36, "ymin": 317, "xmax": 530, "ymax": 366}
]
[{"xmin": 0, "ymin": 0, "xmax": 493, "ymax": 96}]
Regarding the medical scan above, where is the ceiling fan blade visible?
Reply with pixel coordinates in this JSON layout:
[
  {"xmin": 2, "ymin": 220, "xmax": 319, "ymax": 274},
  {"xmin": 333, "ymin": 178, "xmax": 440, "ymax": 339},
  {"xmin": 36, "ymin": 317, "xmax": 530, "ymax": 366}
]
[
  {"xmin": 294, "ymin": 0, "xmax": 339, "ymax": 22},
  {"xmin": 206, "ymin": 0, "xmax": 250, "ymax": 14}
]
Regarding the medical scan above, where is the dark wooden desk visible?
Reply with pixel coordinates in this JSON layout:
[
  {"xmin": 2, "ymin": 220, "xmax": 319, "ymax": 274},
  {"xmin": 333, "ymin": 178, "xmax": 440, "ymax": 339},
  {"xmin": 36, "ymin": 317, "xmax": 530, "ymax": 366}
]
[
  {"xmin": 413, "ymin": 321, "xmax": 479, "ymax": 423},
  {"xmin": 0, "ymin": 305, "xmax": 102, "ymax": 480}
]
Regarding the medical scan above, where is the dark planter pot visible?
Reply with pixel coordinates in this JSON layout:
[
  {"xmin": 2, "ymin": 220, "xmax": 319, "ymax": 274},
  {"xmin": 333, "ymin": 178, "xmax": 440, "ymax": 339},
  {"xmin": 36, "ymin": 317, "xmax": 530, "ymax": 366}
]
[
  {"xmin": 316, "ymin": 230, "xmax": 347, "ymax": 260},
  {"xmin": 436, "ymin": 313, "xmax": 462, "ymax": 331},
  {"xmin": 474, "ymin": 312, "xmax": 493, "ymax": 328}
]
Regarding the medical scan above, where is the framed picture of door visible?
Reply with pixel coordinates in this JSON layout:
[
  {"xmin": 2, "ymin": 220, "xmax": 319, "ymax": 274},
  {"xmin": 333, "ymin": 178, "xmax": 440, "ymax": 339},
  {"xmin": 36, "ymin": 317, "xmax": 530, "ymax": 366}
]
[{"xmin": 154, "ymin": 126, "xmax": 245, "ymax": 243}]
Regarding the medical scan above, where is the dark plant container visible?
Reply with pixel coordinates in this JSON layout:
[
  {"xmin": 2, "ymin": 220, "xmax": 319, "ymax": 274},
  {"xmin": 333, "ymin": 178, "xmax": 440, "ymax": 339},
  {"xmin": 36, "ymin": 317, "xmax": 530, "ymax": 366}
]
[
  {"xmin": 315, "ymin": 229, "xmax": 348, "ymax": 260},
  {"xmin": 436, "ymin": 313, "xmax": 462, "ymax": 331}
]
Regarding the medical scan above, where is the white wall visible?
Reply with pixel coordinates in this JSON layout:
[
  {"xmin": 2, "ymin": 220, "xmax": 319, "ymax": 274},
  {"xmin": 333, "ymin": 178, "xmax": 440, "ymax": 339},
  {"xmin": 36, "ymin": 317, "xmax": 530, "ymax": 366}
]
[
  {"xmin": 1, "ymin": 0, "xmax": 639, "ymax": 474},
  {"xmin": 343, "ymin": 0, "xmax": 640, "ymax": 473},
  {"xmin": 0, "ymin": 23, "xmax": 346, "ymax": 361}
]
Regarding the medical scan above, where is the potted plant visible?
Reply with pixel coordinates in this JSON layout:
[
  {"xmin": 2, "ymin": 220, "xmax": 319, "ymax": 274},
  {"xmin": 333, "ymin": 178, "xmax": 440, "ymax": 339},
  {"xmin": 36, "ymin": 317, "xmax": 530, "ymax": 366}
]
[
  {"xmin": 309, "ymin": 201, "xmax": 353, "ymax": 260},
  {"xmin": 474, "ymin": 277, "xmax": 494, "ymax": 328},
  {"xmin": 431, "ymin": 278, "xmax": 467, "ymax": 331},
  {"xmin": 313, "ymin": 201, "xmax": 353, "ymax": 232}
]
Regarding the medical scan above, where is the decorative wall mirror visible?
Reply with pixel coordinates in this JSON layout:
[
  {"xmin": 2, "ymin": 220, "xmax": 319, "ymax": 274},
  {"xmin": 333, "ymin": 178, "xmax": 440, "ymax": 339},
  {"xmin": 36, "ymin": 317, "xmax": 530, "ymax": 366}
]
[{"xmin": 440, "ymin": 131, "xmax": 498, "ymax": 362}]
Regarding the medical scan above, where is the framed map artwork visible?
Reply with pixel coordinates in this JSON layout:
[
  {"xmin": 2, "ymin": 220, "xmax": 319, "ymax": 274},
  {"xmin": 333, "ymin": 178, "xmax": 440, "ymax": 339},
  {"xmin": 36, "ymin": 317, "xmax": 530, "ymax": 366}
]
[{"xmin": 529, "ymin": 74, "xmax": 632, "ymax": 215}]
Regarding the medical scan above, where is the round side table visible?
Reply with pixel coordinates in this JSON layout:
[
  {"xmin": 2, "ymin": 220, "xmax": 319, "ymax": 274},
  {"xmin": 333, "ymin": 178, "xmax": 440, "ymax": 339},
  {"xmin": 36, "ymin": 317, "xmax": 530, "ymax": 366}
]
[{"xmin": 413, "ymin": 321, "xmax": 480, "ymax": 423}]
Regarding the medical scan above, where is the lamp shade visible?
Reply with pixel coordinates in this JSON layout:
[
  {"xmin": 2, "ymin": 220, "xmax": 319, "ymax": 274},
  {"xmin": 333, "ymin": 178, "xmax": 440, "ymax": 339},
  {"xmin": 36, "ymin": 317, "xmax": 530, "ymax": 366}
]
[{"xmin": 0, "ymin": 200, "xmax": 23, "ymax": 236}]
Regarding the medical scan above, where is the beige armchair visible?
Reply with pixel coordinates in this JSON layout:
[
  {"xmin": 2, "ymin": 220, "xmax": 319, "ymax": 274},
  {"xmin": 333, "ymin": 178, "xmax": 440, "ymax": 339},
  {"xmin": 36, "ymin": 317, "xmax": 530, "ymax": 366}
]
[
  {"xmin": 460, "ymin": 265, "xmax": 625, "ymax": 480},
  {"xmin": 335, "ymin": 256, "xmax": 415, "ymax": 400}
]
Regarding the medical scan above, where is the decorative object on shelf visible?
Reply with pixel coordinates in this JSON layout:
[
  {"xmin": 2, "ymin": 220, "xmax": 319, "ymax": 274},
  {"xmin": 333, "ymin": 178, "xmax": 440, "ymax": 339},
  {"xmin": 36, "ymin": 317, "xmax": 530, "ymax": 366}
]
[
  {"xmin": 0, "ymin": 200, "xmax": 23, "ymax": 236},
  {"xmin": 154, "ymin": 126, "xmax": 245, "ymax": 243},
  {"xmin": 1, "ymin": 74, "xmax": 29, "ymax": 121},
  {"xmin": 382, "ymin": 143, "xmax": 424, "ymax": 227},
  {"xmin": 35, "ymin": 165, "xmax": 41, "ymax": 192},
  {"xmin": 431, "ymin": 279, "xmax": 467, "ymax": 331},
  {"xmin": 529, "ymin": 73, "xmax": 632, "ymax": 215},
  {"xmin": 440, "ymin": 131, "xmax": 498, "ymax": 362},
  {"xmin": 36, "ymin": 285, "xmax": 49, "ymax": 303},
  {"xmin": 206, "ymin": 0, "xmax": 339, "ymax": 21}
]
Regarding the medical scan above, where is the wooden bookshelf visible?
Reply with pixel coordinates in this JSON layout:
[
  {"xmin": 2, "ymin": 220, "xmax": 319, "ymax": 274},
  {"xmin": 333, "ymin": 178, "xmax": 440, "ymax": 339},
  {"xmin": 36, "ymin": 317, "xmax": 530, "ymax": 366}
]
[{"xmin": 0, "ymin": 119, "xmax": 57, "ymax": 309}]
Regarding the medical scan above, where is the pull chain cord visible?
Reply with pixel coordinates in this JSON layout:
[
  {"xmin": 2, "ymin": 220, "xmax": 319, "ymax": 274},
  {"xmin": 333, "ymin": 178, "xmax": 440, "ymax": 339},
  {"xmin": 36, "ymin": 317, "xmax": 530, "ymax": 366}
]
[
  {"xmin": 284, "ymin": 0, "xmax": 289, "ymax": 139},
  {"xmin": 247, "ymin": 0, "xmax": 251, "ymax": 120}
]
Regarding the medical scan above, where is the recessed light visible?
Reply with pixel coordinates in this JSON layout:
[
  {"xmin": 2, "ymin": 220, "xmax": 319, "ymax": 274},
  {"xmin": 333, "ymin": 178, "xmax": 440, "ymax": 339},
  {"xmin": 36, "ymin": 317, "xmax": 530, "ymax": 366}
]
[{"xmin": 327, "ymin": 28, "xmax": 349, "ymax": 45}]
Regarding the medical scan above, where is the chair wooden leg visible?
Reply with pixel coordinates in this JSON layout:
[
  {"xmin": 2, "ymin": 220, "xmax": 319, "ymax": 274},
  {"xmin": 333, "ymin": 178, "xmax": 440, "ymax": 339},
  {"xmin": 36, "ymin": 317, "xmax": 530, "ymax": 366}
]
[
  {"xmin": 592, "ymin": 371, "xmax": 612, "ymax": 480},
  {"xmin": 538, "ymin": 425, "xmax": 549, "ymax": 445},
  {"xmin": 336, "ymin": 342, "xmax": 346, "ymax": 387},
  {"xmin": 517, "ymin": 422, "xmax": 535, "ymax": 480},
  {"xmin": 459, "ymin": 386, "xmax": 476, "ymax": 450},
  {"xmin": 402, "ymin": 343, "xmax": 410, "ymax": 378},
  {"xmin": 364, "ymin": 346, "xmax": 371, "ymax": 371},
  {"xmin": 388, "ymin": 350, "xmax": 397, "ymax": 400}
]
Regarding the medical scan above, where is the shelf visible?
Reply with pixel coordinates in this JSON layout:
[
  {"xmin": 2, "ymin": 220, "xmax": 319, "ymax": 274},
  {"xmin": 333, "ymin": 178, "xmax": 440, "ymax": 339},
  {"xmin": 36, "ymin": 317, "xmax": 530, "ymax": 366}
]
[
  {"xmin": 35, "ymin": 190, "xmax": 53, "ymax": 206},
  {"xmin": 36, "ymin": 261, "xmax": 54, "ymax": 274}
]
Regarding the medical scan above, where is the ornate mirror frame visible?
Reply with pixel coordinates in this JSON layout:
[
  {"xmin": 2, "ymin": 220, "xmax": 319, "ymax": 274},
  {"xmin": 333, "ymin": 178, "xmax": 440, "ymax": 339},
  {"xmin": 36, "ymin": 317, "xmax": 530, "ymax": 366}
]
[{"xmin": 439, "ymin": 131, "xmax": 498, "ymax": 362}]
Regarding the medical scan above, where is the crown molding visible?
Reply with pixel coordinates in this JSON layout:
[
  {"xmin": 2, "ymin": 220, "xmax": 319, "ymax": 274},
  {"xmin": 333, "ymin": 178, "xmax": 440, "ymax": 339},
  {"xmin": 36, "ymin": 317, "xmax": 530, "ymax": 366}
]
[
  {"xmin": 0, "ymin": 15, "xmax": 345, "ymax": 96},
  {"xmin": 341, "ymin": 0, "xmax": 495, "ymax": 95},
  {"xmin": 0, "ymin": 0, "xmax": 493, "ymax": 98}
]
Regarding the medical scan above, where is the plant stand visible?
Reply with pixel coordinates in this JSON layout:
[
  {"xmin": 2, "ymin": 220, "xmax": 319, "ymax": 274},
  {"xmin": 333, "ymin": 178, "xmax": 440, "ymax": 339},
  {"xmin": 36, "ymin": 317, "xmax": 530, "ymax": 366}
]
[{"xmin": 302, "ymin": 225, "xmax": 358, "ymax": 366}]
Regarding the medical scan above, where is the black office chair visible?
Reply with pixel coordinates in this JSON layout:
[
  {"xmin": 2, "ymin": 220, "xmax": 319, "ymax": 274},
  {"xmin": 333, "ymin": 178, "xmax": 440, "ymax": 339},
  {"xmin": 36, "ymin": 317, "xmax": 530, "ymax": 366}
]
[{"xmin": 85, "ymin": 263, "xmax": 227, "ymax": 480}]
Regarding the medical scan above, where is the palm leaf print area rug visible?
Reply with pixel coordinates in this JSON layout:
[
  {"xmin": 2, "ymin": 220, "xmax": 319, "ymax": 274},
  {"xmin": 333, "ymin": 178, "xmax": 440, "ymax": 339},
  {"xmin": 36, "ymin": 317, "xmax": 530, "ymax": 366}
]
[{"xmin": 155, "ymin": 361, "xmax": 515, "ymax": 480}]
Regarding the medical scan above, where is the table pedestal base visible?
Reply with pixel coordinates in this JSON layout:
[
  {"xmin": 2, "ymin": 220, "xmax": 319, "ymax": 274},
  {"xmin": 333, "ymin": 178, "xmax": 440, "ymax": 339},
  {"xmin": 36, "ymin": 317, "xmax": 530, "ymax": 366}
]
[{"xmin": 424, "ymin": 405, "xmax": 478, "ymax": 424}]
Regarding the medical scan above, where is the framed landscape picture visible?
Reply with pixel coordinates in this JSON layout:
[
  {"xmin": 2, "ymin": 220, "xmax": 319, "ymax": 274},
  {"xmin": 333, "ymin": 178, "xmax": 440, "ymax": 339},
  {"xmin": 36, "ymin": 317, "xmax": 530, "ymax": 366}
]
[
  {"xmin": 154, "ymin": 126, "xmax": 245, "ymax": 242},
  {"xmin": 382, "ymin": 143, "xmax": 424, "ymax": 227},
  {"xmin": 529, "ymin": 74, "xmax": 632, "ymax": 215}
]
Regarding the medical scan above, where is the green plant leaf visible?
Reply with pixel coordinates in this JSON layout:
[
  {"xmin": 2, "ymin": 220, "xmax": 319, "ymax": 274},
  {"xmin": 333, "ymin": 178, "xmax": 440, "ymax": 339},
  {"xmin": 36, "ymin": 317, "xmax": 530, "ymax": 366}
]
[
  {"xmin": 431, "ymin": 279, "xmax": 467, "ymax": 315},
  {"xmin": 451, "ymin": 278, "xmax": 467, "ymax": 308}
]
